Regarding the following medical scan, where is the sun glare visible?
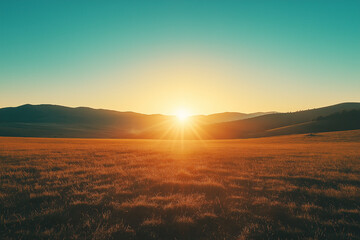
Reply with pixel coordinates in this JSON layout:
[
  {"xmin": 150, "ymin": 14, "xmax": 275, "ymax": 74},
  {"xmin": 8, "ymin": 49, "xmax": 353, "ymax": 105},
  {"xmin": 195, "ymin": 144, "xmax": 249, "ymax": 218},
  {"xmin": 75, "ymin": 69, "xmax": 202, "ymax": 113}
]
[{"xmin": 176, "ymin": 110, "xmax": 190, "ymax": 122}]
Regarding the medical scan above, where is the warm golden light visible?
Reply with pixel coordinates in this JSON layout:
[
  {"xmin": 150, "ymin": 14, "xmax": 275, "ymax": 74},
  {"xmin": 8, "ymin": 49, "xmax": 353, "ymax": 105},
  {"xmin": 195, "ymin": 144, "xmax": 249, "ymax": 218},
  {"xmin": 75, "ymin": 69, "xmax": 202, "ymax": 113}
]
[{"xmin": 175, "ymin": 109, "xmax": 190, "ymax": 123}]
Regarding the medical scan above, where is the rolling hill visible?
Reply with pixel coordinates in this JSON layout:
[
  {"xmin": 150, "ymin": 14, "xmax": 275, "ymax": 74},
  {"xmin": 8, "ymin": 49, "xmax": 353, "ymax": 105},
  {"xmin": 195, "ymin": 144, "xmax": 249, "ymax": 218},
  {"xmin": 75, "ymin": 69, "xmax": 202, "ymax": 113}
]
[
  {"xmin": 0, "ymin": 103, "xmax": 359, "ymax": 139},
  {"xmin": 265, "ymin": 109, "xmax": 360, "ymax": 137},
  {"xmin": 206, "ymin": 102, "xmax": 360, "ymax": 138},
  {"xmin": 0, "ymin": 104, "xmax": 271, "ymax": 138},
  {"xmin": 0, "ymin": 104, "xmax": 168, "ymax": 138},
  {"xmin": 191, "ymin": 111, "xmax": 276, "ymax": 124}
]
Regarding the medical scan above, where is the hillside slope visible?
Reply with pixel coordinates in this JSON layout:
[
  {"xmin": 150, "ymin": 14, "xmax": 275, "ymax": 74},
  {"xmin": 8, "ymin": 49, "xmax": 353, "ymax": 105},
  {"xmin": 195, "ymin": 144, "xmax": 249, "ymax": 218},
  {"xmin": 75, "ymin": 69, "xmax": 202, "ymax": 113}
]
[
  {"xmin": 0, "ymin": 104, "xmax": 169, "ymax": 138},
  {"xmin": 192, "ymin": 112, "xmax": 276, "ymax": 124},
  {"xmin": 206, "ymin": 103, "xmax": 360, "ymax": 138},
  {"xmin": 1, "ymin": 103, "xmax": 359, "ymax": 139},
  {"xmin": 0, "ymin": 104, "xmax": 273, "ymax": 138},
  {"xmin": 265, "ymin": 109, "xmax": 360, "ymax": 137}
]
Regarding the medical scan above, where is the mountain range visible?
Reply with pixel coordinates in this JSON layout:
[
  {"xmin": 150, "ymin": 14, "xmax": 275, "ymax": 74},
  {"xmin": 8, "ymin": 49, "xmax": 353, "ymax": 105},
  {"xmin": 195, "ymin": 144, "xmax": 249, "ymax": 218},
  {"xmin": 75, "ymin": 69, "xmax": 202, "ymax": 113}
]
[{"xmin": 0, "ymin": 103, "xmax": 359, "ymax": 139}]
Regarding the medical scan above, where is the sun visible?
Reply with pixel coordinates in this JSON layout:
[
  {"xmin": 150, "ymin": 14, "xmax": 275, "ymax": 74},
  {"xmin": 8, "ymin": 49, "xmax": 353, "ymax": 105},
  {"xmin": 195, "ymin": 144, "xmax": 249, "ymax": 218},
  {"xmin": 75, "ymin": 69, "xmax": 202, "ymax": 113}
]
[{"xmin": 175, "ymin": 109, "xmax": 190, "ymax": 122}]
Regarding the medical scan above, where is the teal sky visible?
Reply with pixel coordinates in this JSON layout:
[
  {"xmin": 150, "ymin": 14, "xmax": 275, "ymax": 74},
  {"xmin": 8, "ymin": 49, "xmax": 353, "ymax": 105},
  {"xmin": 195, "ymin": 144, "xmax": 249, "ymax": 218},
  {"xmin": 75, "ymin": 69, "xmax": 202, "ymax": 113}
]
[{"xmin": 1, "ymin": 0, "xmax": 359, "ymax": 115}]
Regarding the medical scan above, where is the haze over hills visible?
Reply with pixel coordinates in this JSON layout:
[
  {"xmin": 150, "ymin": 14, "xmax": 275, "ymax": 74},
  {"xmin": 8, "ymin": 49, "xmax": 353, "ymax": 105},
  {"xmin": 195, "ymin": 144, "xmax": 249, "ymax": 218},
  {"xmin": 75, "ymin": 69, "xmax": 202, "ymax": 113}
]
[
  {"xmin": 191, "ymin": 111, "xmax": 276, "ymax": 124},
  {"xmin": 0, "ymin": 103, "xmax": 359, "ymax": 139}
]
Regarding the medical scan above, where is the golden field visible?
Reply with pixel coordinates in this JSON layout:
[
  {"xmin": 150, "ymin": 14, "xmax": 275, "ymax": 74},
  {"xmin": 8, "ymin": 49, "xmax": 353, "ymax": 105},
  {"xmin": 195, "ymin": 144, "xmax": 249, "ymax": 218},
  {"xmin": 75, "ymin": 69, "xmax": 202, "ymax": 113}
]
[{"xmin": 1, "ymin": 130, "xmax": 360, "ymax": 239}]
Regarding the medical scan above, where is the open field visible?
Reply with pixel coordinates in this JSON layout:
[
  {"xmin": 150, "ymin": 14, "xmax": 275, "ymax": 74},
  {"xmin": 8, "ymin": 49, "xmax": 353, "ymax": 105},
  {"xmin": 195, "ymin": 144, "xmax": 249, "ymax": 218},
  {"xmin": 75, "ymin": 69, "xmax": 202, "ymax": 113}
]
[{"xmin": 1, "ymin": 130, "xmax": 360, "ymax": 239}]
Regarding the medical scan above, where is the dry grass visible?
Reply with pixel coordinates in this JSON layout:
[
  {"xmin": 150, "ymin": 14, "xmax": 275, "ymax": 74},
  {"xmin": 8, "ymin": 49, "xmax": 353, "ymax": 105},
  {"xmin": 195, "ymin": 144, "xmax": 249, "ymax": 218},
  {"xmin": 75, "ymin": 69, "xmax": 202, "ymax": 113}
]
[{"xmin": 1, "ymin": 130, "xmax": 360, "ymax": 239}]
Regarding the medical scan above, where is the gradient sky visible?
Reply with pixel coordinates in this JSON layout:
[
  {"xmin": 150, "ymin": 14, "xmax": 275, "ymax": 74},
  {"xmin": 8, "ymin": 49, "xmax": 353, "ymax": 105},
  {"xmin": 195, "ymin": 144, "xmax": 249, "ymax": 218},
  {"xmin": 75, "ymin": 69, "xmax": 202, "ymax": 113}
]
[{"xmin": 1, "ymin": 1, "xmax": 359, "ymax": 115}]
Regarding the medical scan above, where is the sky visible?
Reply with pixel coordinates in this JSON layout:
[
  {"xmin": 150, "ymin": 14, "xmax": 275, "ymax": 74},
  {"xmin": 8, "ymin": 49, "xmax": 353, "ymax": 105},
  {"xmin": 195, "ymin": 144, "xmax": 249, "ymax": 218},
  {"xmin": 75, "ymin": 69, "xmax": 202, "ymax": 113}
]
[{"xmin": 1, "ymin": 0, "xmax": 359, "ymax": 115}]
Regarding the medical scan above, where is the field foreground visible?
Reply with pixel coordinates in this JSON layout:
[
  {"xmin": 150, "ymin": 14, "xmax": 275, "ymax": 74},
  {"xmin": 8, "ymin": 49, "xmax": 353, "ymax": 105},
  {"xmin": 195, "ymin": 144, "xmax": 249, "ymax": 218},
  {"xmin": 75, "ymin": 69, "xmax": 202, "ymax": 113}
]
[{"xmin": 1, "ymin": 131, "xmax": 360, "ymax": 239}]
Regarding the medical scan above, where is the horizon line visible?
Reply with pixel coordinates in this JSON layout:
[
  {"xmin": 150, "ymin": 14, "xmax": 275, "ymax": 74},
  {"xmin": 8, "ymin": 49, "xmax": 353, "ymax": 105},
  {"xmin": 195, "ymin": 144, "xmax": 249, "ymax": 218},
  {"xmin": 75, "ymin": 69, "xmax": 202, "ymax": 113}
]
[{"xmin": 1, "ymin": 101, "xmax": 359, "ymax": 117}]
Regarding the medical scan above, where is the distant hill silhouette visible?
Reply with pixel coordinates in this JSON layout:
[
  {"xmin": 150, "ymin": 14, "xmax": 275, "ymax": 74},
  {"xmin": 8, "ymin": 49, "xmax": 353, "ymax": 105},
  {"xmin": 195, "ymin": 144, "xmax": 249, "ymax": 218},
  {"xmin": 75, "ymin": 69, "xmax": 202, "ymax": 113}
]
[
  {"xmin": 206, "ymin": 102, "xmax": 360, "ymax": 138},
  {"xmin": 0, "ymin": 103, "xmax": 359, "ymax": 139},
  {"xmin": 191, "ymin": 112, "xmax": 276, "ymax": 124},
  {"xmin": 0, "ymin": 104, "xmax": 271, "ymax": 138},
  {"xmin": 264, "ymin": 109, "xmax": 360, "ymax": 137},
  {"xmin": 0, "ymin": 104, "xmax": 168, "ymax": 138}
]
